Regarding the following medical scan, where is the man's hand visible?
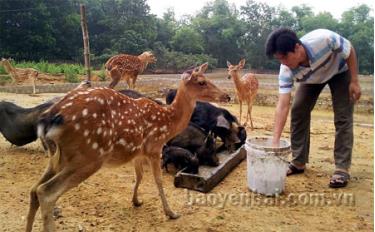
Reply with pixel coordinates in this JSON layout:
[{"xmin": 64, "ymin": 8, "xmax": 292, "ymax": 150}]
[
  {"xmin": 272, "ymin": 138, "xmax": 280, "ymax": 148},
  {"xmin": 349, "ymin": 81, "xmax": 361, "ymax": 103}
]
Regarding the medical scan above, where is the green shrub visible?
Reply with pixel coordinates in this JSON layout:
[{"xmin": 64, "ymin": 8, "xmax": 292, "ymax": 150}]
[
  {"xmin": 0, "ymin": 75, "xmax": 12, "ymax": 85},
  {"xmin": 64, "ymin": 70, "xmax": 80, "ymax": 83},
  {"xmin": 14, "ymin": 61, "xmax": 85, "ymax": 76},
  {"xmin": 98, "ymin": 69, "xmax": 106, "ymax": 81},
  {"xmin": 0, "ymin": 66, "xmax": 7, "ymax": 75}
]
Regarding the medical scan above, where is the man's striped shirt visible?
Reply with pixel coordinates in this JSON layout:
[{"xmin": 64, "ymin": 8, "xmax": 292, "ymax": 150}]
[{"xmin": 278, "ymin": 29, "xmax": 352, "ymax": 94}]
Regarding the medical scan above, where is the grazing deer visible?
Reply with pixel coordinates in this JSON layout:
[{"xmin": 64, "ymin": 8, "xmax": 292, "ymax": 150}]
[
  {"xmin": 227, "ymin": 59, "xmax": 259, "ymax": 129},
  {"xmin": 105, "ymin": 51, "xmax": 157, "ymax": 89},
  {"xmin": 26, "ymin": 63, "xmax": 230, "ymax": 232},
  {"xmin": 0, "ymin": 58, "xmax": 38, "ymax": 94}
]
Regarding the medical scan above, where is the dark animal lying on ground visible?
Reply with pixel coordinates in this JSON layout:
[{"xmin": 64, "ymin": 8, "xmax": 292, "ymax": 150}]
[
  {"xmin": 166, "ymin": 89, "xmax": 245, "ymax": 153},
  {"xmin": 161, "ymin": 145, "xmax": 199, "ymax": 174},
  {"xmin": 118, "ymin": 89, "xmax": 163, "ymax": 105},
  {"xmin": 167, "ymin": 122, "xmax": 219, "ymax": 166}
]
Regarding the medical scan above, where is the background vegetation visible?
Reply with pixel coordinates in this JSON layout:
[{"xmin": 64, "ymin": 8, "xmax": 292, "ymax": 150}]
[{"xmin": 0, "ymin": 0, "xmax": 373, "ymax": 74}]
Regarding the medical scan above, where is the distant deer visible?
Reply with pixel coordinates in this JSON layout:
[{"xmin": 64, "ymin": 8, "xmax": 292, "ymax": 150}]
[
  {"xmin": 0, "ymin": 58, "xmax": 38, "ymax": 94},
  {"xmin": 105, "ymin": 51, "xmax": 157, "ymax": 89},
  {"xmin": 26, "ymin": 63, "xmax": 230, "ymax": 232},
  {"xmin": 227, "ymin": 59, "xmax": 258, "ymax": 129}
]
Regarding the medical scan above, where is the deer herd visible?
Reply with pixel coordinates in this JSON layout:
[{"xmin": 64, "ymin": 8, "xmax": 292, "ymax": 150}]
[{"xmin": 1, "ymin": 53, "xmax": 259, "ymax": 231}]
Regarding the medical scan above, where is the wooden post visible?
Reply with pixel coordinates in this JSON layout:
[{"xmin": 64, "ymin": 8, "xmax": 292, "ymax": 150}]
[{"xmin": 80, "ymin": 4, "xmax": 91, "ymax": 82}]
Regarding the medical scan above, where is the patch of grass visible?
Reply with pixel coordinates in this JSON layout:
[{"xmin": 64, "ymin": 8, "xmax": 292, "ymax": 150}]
[
  {"xmin": 64, "ymin": 69, "xmax": 80, "ymax": 83},
  {"xmin": 98, "ymin": 69, "xmax": 107, "ymax": 81},
  {"xmin": 0, "ymin": 75, "xmax": 12, "ymax": 86},
  {"xmin": 15, "ymin": 61, "xmax": 85, "ymax": 76},
  {"xmin": 0, "ymin": 66, "xmax": 7, "ymax": 75}
]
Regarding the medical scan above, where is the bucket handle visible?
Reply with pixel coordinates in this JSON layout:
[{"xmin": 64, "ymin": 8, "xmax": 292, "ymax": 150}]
[{"xmin": 267, "ymin": 151, "xmax": 290, "ymax": 164}]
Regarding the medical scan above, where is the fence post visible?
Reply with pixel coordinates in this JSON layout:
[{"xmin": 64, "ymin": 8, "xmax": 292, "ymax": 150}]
[{"xmin": 80, "ymin": 4, "xmax": 91, "ymax": 82}]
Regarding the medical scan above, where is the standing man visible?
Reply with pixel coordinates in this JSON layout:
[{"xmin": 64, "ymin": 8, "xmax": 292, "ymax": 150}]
[{"xmin": 265, "ymin": 28, "xmax": 361, "ymax": 188}]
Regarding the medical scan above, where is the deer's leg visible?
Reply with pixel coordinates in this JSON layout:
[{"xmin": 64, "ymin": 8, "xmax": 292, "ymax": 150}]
[
  {"xmin": 245, "ymin": 102, "xmax": 250, "ymax": 127},
  {"xmin": 125, "ymin": 75, "xmax": 131, "ymax": 89},
  {"xmin": 9, "ymin": 72, "xmax": 16, "ymax": 85},
  {"xmin": 32, "ymin": 76, "xmax": 36, "ymax": 94},
  {"xmin": 36, "ymin": 161, "xmax": 102, "ymax": 232},
  {"xmin": 108, "ymin": 69, "xmax": 121, "ymax": 89},
  {"xmin": 239, "ymin": 101, "xmax": 243, "ymax": 125},
  {"xmin": 132, "ymin": 157, "xmax": 144, "ymax": 207},
  {"xmin": 26, "ymin": 163, "xmax": 56, "ymax": 232},
  {"xmin": 132, "ymin": 76, "xmax": 137, "ymax": 89},
  {"xmin": 149, "ymin": 155, "xmax": 179, "ymax": 219},
  {"xmin": 248, "ymin": 102, "xmax": 254, "ymax": 130}
]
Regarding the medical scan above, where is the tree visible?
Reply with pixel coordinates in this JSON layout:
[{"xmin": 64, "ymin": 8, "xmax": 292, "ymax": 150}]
[
  {"xmin": 339, "ymin": 5, "xmax": 374, "ymax": 74},
  {"xmin": 192, "ymin": 0, "xmax": 244, "ymax": 66},
  {"xmin": 0, "ymin": 0, "xmax": 55, "ymax": 60},
  {"xmin": 85, "ymin": 0, "xmax": 157, "ymax": 56},
  {"xmin": 239, "ymin": 0, "xmax": 276, "ymax": 69},
  {"xmin": 171, "ymin": 26, "xmax": 204, "ymax": 54},
  {"xmin": 300, "ymin": 12, "xmax": 339, "ymax": 33},
  {"xmin": 155, "ymin": 9, "xmax": 178, "ymax": 50},
  {"xmin": 291, "ymin": 4, "xmax": 314, "ymax": 36}
]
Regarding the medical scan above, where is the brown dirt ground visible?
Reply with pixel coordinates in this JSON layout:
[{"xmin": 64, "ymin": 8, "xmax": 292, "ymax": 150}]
[{"xmin": 0, "ymin": 76, "xmax": 373, "ymax": 231}]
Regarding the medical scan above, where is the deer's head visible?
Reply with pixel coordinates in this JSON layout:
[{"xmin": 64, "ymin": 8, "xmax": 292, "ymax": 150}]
[
  {"xmin": 227, "ymin": 59, "xmax": 245, "ymax": 79},
  {"xmin": 182, "ymin": 63, "xmax": 230, "ymax": 103},
  {"xmin": 0, "ymin": 58, "xmax": 7, "ymax": 66},
  {"xmin": 139, "ymin": 51, "xmax": 157, "ymax": 64}
]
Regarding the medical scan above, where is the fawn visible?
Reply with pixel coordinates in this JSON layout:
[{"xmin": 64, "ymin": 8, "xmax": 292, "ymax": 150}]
[
  {"xmin": 105, "ymin": 51, "xmax": 157, "ymax": 89},
  {"xmin": 0, "ymin": 58, "xmax": 38, "ymax": 94},
  {"xmin": 227, "ymin": 59, "xmax": 259, "ymax": 129}
]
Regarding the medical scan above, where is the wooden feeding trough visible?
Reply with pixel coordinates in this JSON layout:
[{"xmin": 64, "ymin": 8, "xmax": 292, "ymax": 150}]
[{"xmin": 174, "ymin": 147, "xmax": 246, "ymax": 193}]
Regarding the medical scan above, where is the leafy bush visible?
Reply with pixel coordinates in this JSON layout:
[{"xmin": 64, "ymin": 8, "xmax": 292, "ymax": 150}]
[
  {"xmin": 64, "ymin": 69, "xmax": 80, "ymax": 83},
  {"xmin": 0, "ymin": 66, "xmax": 6, "ymax": 75},
  {"xmin": 15, "ymin": 61, "xmax": 85, "ymax": 75},
  {"xmin": 153, "ymin": 45, "xmax": 218, "ymax": 73},
  {"xmin": 0, "ymin": 75, "xmax": 12, "ymax": 85},
  {"xmin": 98, "ymin": 69, "xmax": 107, "ymax": 81}
]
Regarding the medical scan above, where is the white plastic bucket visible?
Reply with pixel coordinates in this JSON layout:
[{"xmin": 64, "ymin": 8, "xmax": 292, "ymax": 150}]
[{"xmin": 245, "ymin": 136, "xmax": 290, "ymax": 196}]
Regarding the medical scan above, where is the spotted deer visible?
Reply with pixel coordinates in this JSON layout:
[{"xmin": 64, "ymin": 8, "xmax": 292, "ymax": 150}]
[
  {"xmin": 26, "ymin": 63, "xmax": 230, "ymax": 232},
  {"xmin": 227, "ymin": 59, "xmax": 259, "ymax": 129},
  {"xmin": 0, "ymin": 58, "xmax": 38, "ymax": 94},
  {"xmin": 105, "ymin": 51, "xmax": 157, "ymax": 89}
]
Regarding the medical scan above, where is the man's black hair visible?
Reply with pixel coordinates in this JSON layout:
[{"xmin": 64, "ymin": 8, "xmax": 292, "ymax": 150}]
[{"xmin": 265, "ymin": 28, "xmax": 302, "ymax": 59}]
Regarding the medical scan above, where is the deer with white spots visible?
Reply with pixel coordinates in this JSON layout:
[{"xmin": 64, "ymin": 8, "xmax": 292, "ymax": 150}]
[
  {"xmin": 227, "ymin": 59, "xmax": 259, "ymax": 129},
  {"xmin": 26, "ymin": 63, "xmax": 230, "ymax": 232},
  {"xmin": 105, "ymin": 51, "xmax": 157, "ymax": 89}
]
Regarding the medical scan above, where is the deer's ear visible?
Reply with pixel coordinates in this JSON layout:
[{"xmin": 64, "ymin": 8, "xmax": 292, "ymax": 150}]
[
  {"xmin": 198, "ymin": 62, "xmax": 208, "ymax": 74},
  {"xmin": 181, "ymin": 72, "xmax": 192, "ymax": 81},
  {"xmin": 226, "ymin": 61, "xmax": 231, "ymax": 68},
  {"xmin": 239, "ymin": 59, "xmax": 246, "ymax": 68}
]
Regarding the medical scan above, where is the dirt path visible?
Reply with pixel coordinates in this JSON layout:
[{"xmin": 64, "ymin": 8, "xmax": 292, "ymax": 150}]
[{"xmin": 0, "ymin": 89, "xmax": 373, "ymax": 231}]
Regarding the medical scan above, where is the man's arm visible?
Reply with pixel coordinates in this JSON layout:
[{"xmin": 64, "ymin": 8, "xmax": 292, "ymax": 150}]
[
  {"xmin": 346, "ymin": 46, "xmax": 361, "ymax": 102},
  {"xmin": 272, "ymin": 93, "xmax": 291, "ymax": 147}
]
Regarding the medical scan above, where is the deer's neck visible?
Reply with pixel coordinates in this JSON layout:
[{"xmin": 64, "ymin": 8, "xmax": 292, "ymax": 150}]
[
  {"xmin": 137, "ymin": 56, "xmax": 149, "ymax": 73},
  {"xmin": 2, "ymin": 61, "xmax": 15, "ymax": 74},
  {"xmin": 231, "ymin": 71, "xmax": 243, "ymax": 90},
  {"xmin": 167, "ymin": 84, "xmax": 196, "ymax": 137},
  {"xmin": 139, "ymin": 62, "xmax": 148, "ymax": 73}
]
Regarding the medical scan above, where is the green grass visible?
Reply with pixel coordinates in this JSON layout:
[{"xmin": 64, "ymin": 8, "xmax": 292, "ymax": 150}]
[
  {"xmin": 0, "ymin": 66, "xmax": 6, "ymax": 75},
  {"xmin": 64, "ymin": 69, "xmax": 80, "ymax": 83},
  {"xmin": 0, "ymin": 75, "xmax": 12, "ymax": 86},
  {"xmin": 15, "ymin": 61, "xmax": 85, "ymax": 76},
  {"xmin": 98, "ymin": 69, "xmax": 106, "ymax": 81}
]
